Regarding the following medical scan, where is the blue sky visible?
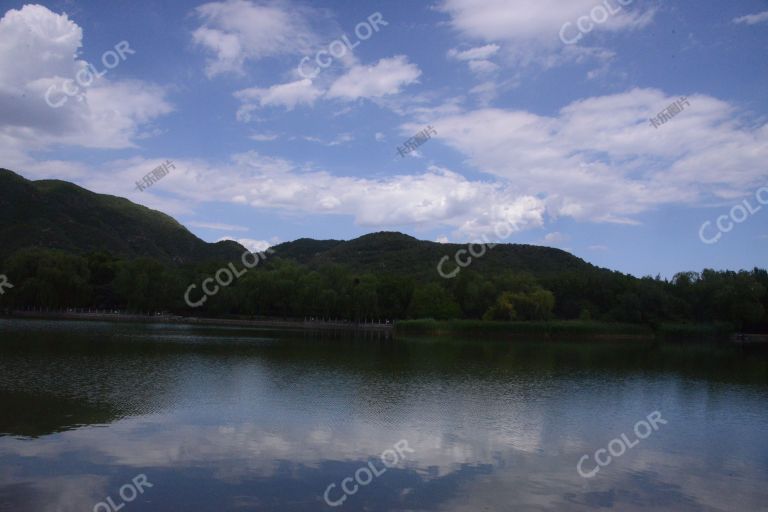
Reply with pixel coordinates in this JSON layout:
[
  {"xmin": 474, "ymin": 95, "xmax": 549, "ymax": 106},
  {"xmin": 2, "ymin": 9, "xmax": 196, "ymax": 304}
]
[{"xmin": 0, "ymin": 0, "xmax": 766, "ymax": 277}]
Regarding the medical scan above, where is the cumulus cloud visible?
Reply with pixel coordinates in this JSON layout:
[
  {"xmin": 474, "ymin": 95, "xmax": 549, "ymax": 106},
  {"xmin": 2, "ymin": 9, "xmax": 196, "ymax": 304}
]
[
  {"xmin": 411, "ymin": 88, "xmax": 768, "ymax": 223},
  {"xmin": 217, "ymin": 237, "xmax": 276, "ymax": 252},
  {"xmin": 469, "ymin": 81, "xmax": 499, "ymax": 104},
  {"xmin": 468, "ymin": 59, "xmax": 500, "ymax": 74},
  {"xmin": 249, "ymin": 133, "xmax": 280, "ymax": 141},
  {"xmin": 187, "ymin": 222, "xmax": 250, "ymax": 231},
  {"xmin": 0, "ymin": 4, "xmax": 172, "ymax": 150},
  {"xmin": 449, "ymin": 44, "xmax": 501, "ymax": 76},
  {"xmin": 56, "ymin": 152, "xmax": 544, "ymax": 241},
  {"xmin": 448, "ymin": 44, "xmax": 500, "ymax": 61},
  {"xmin": 235, "ymin": 79, "xmax": 322, "ymax": 117},
  {"xmin": 192, "ymin": 0, "xmax": 319, "ymax": 77},
  {"xmin": 25, "ymin": 88, "xmax": 767, "ymax": 242},
  {"xmin": 233, "ymin": 56, "xmax": 421, "ymax": 113},
  {"xmin": 733, "ymin": 11, "xmax": 768, "ymax": 25},
  {"xmin": 302, "ymin": 133, "xmax": 354, "ymax": 146},
  {"xmin": 327, "ymin": 56, "xmax": 422, "ymax": 101},
  {"xmin": 544, "ymin": 232, "xmax": 568, "ymax": 244},
  {"xmin": 439, "ymin": 0, "xmax": 655, "ymax": 67},
  {"xmin": 440, "ymin": 0, "xmax": 654, "ymax": 43}
]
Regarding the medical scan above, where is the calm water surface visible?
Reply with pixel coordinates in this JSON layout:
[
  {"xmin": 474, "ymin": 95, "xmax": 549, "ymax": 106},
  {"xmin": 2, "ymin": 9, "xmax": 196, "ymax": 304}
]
[{"xmin": 0, "ymin": 319, "xmax": 767, "ymax": 511}]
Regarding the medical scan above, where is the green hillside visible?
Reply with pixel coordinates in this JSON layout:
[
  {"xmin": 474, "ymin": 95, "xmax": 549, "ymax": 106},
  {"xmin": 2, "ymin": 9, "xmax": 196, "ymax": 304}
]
[
  {"xmin": 273, "ymin": 231, "xmax": 596, "ymax": 280},
  {"xmin": 0, "ymin": 169, "xmax": 245, "ymax": 263},
  {"xmin": 0, "ymin": 169, "xmax": 765, "ymax": 331}
]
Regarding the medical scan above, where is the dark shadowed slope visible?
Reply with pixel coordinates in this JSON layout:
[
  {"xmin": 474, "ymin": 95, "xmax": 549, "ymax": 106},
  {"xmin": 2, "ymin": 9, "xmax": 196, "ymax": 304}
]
[
  {"xmin": 1, "ymin": 168, "xmax": 597, "ymax": 278},
  {"xmin": 272, "ymin": 231, "xmax": 601, "ymax": 280},
  {"xmin": 0, "ymin": 168, "xmax": 245, "ymax": 263}
]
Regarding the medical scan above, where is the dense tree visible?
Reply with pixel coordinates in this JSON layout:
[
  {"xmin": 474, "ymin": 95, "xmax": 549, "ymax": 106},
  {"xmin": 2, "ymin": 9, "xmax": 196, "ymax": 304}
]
[
  {"xmin": 482, "ymin": 280, "xmax": 555, "ymax": 321},
  {"xmin": 1, "ymin": 248, "xmax": 766, "ymax": 331},
  {"xmin": 113, "ymin": 258, "xmax": 183, "ymax": 312},
  {"xmin": 4, "ymin": 249, "xmax": 92, "ymax": 308},
  {"xmin": 408, "ymin": 283, "xmax": 461, "ymax": 320}
]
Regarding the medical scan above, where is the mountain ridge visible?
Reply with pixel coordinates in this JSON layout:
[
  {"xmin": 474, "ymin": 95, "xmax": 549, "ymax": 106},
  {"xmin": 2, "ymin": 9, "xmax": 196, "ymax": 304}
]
[
  {"xmin": 1, "ymin": 168, "xmax": 765, "ymax": 329},
  {"xmin": 1, "ymin": 168, "xmax": 606, "ymax": 280},
  {"xmin": 0, "ymin": 168, "xmax": 246, "ymax": 264},
  {"xmin": 272, "ymin": 230, "xmax": 605, "ymax": 281}
]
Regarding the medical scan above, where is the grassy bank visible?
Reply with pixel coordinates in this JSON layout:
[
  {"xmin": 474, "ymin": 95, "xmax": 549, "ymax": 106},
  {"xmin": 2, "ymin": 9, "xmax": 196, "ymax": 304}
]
[
  {"xmin": 4, "ymin": 310, "xmax": 394, "ymax": 333},
  {"xmin": 654, "ymin": 322, "xmax": 733, "ymax": 339},
  {"xmin": 395, "ymin": 319, "xmax": 733, "ymax": 340}
]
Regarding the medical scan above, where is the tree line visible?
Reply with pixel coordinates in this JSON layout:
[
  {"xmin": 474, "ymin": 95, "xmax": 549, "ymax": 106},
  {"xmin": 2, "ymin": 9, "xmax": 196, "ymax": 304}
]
[{"xmin": 0, "ymin": 248, "xmax": 766, "ymax": 331}]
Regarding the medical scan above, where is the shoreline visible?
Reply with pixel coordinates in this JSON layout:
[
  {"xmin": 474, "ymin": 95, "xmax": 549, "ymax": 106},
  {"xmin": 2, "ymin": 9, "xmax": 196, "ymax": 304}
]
[
  {"xmin": 3, "ymin": 312, "xmax": 766, "ymax": 343},
  {"xmin": 2, "ymin": 310, "xmax": 394, "ymax": 333},
  {"xmin": 394, "ymin": 319, "xmax": 755, "ymax": 342}
]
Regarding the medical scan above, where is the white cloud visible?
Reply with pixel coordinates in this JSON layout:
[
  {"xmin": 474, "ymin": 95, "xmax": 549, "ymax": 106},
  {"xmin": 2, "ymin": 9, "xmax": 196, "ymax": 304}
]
[
  {"xmin": 469, "ymin": 81, "xmax": 498, "ymax": 104},
  {"xmin": 301, "ymin": 133, "xmax": 354, "ymax": 146},
  {"xmin": 468, "ymin": 59, "xmax": 500, "ymax": 74},
  {"xmin": 375, "ymin": 132, "xmax": 386, "ymax": 142},
  {"xmin": 217, "ymin": 237, "xmax": 276, "ymax": 252},
  {"xmin": 733, "ymin": 11, "xmax": 768, "ymax": 25},
  {"xmin": 448, "ymin": 44, "xmax": 500, "ymax": 61},
  {"xmin": 440, "ymin": 0, "xmax": 654, "ymax": 42},
  {"xmin": 0, "ymin": 5, "xmax": 172, "ymax": 150},
  {"xmin": 235, "ymin": 56, "xmax": 422, "ymax": 112},
  {"xmin": 192, "ymin": 0, "xmax": 318, "ymax": 77},
  {"xmin": 439, "ymin": 0, "xmax": 655, "ymax": 67},
  {"xmin": 48, "ymin": 152, "xmax": 544, "ymax": 241},
  {"xmin": 327, "ymin": 56, "xmax": 421, "ymax": 101},
  {"xmin": 449, "ymin": 44, "xmax": 502, "ymax": 76},
  {"xmin": 187, "ymin": 222, "xmax": 250, "ymax": 231},
  {"xmin": 544, "ymin": 231, "xmax": 568, "ymax": 244},
  {"xmin": 249, "ymin": 133, "xmax": 280, "ymax": 141},
  {"xmin": 235, "ymin": 79, "xmax": 322, "ymax": 116},
  {"xmin": 327, "ymin": 133, "xmax": 353, "ymax": 146},
  {"xmin": 415, "ymin": 88, "xmax": 768, "ymax": 223}
]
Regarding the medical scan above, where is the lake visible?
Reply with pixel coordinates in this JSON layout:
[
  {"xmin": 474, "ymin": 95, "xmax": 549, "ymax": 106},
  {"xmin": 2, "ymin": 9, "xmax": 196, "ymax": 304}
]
[{"xmin": 0, "ymin": 318, "xmax": 766, "ymax": 511}]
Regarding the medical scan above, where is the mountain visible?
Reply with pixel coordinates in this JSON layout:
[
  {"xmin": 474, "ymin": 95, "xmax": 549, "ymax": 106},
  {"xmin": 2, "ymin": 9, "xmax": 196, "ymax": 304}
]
[
  {"xmin": 272, "ymin": 231, "xmax": 601, "ymax": 281},
  {"xmin": 1, "ymin": 168, "xmax": 600, "ymax": 278},
  {"xmin": 0, "ymin": 168, "xmax": 245, "ymax": 264},
  {"xmin": 1, "ymin": 169, "xmax": 765, "ymax": 329}
]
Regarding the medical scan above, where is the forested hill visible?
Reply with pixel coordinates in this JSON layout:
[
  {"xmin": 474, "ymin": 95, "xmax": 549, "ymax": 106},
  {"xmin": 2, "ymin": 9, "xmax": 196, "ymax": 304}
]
[
  {"xmin": 0, "ymin": 169, "xmax": 245, "ymax": 264},
  {"xmin": 0, "ymin": 169, "xmax": 765, "ymax": 330},
  {"xmin": 273, "ymin": 232, "xmax": 599, "ymax": 280}
]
